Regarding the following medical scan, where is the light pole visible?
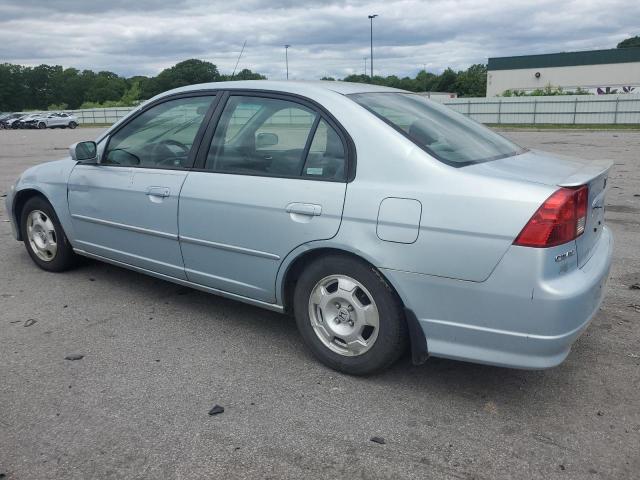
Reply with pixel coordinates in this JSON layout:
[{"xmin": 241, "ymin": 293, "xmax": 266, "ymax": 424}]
[
  {"xmin": 423, "ymin": 64, "xmax": 427, "ymax": 92},
  {"xmin": 284, "ymin": 44, "xmax": 290, "ymax": 80},
  {"xmin": 363, "ymin": 57, "xmax": 368, "ymax": 76},
  {"xmin": 368, "ymin": 14, "xmax": 378, "ymax": 79}
]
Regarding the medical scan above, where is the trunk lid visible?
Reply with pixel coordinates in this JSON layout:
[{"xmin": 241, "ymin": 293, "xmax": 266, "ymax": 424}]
[{"xmin": 468, "ymin": 150, "xmax": 612, "ymax": 267}]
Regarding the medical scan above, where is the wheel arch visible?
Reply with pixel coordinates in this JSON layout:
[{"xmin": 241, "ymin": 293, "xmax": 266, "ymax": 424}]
[
  {"xmin": 278, "ymin": 245, "xmax": 428, "ymax": 364},
  {"xmin": 12, "ymin": 188, "xmax": 50, "ymax": 241}
]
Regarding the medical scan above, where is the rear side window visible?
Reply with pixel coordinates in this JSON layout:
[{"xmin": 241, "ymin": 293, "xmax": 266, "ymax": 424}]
[
  {"xmin": 302, "ymin": 119, "xmax": 346, "ymax": 179},
  {"xmin": 205, "ymin": 95, "xmax": 346, "ymax": 181},
  {"xmin": 350, "ymin": 92, "xmax": 525, "ymax": 166}
]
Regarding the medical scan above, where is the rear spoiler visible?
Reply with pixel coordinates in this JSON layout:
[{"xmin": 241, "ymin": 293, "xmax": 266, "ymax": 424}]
[{"xmin": 558, "ymin": 160, "xmax": 613, "ymax": 187}]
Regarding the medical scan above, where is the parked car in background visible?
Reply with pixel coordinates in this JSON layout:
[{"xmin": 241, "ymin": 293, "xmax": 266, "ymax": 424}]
[
  {"xmin": 0, "ymin": 113, "xmax": 26, "ymax": 129},
  {"xmin": 4, "ymin": 81, "xmax": 613, "ymax": 375},
  {"xmin": 20, "ymin": 113, "xmax": 47, "ymax": 129},
  {"xmin": 35, "ymin": 112, "xmax": 79, "ymax": 129},
  {"xmin": 0, "ymin": 113, "xmax": 10, "ymax": 129}
]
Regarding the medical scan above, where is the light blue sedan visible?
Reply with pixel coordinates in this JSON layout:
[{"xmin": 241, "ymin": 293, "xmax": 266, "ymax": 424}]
[{"xmin": 5, "ymin": 81, "xmax": 613, "ymax": 374}]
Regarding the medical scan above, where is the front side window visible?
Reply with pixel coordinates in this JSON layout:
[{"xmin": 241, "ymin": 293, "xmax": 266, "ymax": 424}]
[
  {"xmin": 205, "ymin": 95, "xmax": 346, "ymax": 180},
  {"xmin": 104, "ymin": 95, "xmax": 215, "ymax": 169},
  {"xmin": 350, "ymin": 93, "xmax": 525, "ymax": 166}
]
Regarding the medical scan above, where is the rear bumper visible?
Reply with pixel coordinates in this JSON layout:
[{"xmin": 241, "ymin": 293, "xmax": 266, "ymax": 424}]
[{"xmin": 383, "ymin": 227, "xmax": 613, "ymax": 369}]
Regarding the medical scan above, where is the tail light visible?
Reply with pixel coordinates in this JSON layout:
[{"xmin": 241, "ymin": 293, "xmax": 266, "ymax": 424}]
[{"xmin": 514, "ymin": 185, "xmax": 589, "ymax": 248}]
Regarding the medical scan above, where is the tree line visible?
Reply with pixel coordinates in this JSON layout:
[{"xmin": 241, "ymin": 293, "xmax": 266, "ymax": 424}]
[
  {"xmin": 1, "ymin": 58, "xmax": 488, "ymax": 113},
  {"xmin": 0, "ymin": 59, "xmax": 265, "ymax": 112},
  {"xmin": 325, "ymin": 64, "xmax": 487, "ymax": 97},
  {"xmin": 0, "ymin": 58, "xmax": 489, "ymax": 112}
]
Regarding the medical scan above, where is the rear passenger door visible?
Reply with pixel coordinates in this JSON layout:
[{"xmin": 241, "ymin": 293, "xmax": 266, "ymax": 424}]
[{"xmin": 179, "ymin": 92, "xmax": 351, "ymax": 303}]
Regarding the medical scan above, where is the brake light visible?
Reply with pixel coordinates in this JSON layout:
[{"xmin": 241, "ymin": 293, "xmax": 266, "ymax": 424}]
[{"xmin": 514, "ymin": 185, "xmax": 589, "ymax": 248}]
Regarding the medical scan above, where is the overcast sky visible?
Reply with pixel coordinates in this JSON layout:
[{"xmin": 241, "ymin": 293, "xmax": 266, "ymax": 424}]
[{"xmin": 0, "ymin": 0, "xmax": 637, "ymax": 79}]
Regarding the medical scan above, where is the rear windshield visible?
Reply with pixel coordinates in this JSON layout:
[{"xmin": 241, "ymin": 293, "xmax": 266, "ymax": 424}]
[{"xmin": 349, "ymin": 92, "xmax": 526, "ymax": 166}]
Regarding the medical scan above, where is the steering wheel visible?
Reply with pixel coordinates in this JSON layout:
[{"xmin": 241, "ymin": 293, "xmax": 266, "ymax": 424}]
[{"xmin": 151, "ymin": 139, "xmax": 190, "ymax": 167}]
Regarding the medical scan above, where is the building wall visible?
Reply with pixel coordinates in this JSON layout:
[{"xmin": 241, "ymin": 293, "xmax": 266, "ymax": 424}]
[{"xmin": 487, "ymin": 62, "xmax": 640, "ymax": 96}]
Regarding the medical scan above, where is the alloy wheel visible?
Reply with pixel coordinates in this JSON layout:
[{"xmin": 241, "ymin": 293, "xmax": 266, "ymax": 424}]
[
  {"xmin": 26, "ymin": 210, "xmax": 57, "ymax": 262},
  {"xmin": 308, "ymin": 274, "xmax": 380, "ymax": 356}
]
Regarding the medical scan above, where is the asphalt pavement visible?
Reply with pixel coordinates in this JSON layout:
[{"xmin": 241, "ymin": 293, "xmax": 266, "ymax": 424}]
[{"xmin": 1, "ymin": 127, "xmax": 639, "ymax": 479}]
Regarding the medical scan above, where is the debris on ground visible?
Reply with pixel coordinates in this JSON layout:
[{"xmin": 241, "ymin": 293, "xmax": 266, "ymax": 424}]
[
  {"xmin": 23, "ymin": 319, "xmax": 37, "ymax": 327},
  {"xmin": 64, "ymin": 354, "xmax": 84, "ymax": 361},
  {"xmin": 208, "ymin": 404, "xmax": 224, "ymax": 416},
  {"xmin": 370, "ymin": 436, "xmax": 386, "ymax": 444},
  {"xmin": 629, "ymin": 283, "xmax": 640, "ymax": 290}
]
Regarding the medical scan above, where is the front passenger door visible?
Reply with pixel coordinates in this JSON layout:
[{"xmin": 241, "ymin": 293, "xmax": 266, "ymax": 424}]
[{"xmin": 68, "ymin": 94, "xmax": 217, "ymax": 278}]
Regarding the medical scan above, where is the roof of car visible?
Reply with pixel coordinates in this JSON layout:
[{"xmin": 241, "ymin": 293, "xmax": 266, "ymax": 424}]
[{"xmin": 164, "ymin": 80, "xmax": 407, "ymax": 98}]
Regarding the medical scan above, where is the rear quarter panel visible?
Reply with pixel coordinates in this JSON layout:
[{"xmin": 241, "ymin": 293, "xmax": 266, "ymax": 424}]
[{"xmin": 320, "ymin": 99, "xmax": 556, "ymax": 282}]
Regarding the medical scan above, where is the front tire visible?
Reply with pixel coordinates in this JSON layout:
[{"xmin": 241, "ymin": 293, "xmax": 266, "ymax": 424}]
[
  {"xmin": 293, "ymin": 254, "xmax": 408, "ymax": 375},
  {"xmin": 20, "ymin": 196, "xmax": 77, "ymax": 272},
  {"xmin": 68, "ymin": 121, "xmax": 77, "ymax": 129}
]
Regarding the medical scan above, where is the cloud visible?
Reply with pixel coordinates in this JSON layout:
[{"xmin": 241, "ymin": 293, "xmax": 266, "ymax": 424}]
[{"xmin": 0, "ymin": 0, "xmax": 638, "ymax": 79}]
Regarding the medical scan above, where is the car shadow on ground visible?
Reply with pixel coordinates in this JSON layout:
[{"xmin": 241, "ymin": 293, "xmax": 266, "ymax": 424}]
[{"xmin": 37, "ymin": 253, "xmax": 567, "ymax": 408}]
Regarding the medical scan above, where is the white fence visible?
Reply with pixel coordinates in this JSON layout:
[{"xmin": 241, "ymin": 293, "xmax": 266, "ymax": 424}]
[
  {"xmin": 69, "ymin": 107, "xmax": 135, "ymax": 125},
  {"xmin": 63, "ymin": 93, "xmax": 640, "ymax": 126},
  {"xmin": 437, "ymin": 94, "xmax": 640, "ymax": 125}
]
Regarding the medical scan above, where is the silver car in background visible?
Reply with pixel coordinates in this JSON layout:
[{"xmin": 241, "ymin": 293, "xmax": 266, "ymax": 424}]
[
  {"xmin": 5, "ymin": 81, "xmax": 613, "ymax": 374},
  {"xmin": 36, "ymin": 112, "xmax": 79, "ymax": 129}
]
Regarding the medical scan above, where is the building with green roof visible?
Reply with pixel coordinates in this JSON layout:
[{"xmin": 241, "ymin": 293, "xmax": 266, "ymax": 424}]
[{"xmin": 486, "ymin": 48, "xmax": 640, "ymax": 96}]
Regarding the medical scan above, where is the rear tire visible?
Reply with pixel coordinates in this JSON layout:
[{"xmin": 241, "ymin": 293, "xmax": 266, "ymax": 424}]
[
  {"xmin": 68, "ymin": 121, "xmax": 77, "ymax": 129},
  {"xmin": 20, "ymin": 196, "xmax": 77, "ymax": 272},
  {"xmin": 38, "ymin": 122, "xmax": 46, "ymax": 129},
  {"xmin": 293, "ymin": 254, "xmax": 408, "ymax": 375}
]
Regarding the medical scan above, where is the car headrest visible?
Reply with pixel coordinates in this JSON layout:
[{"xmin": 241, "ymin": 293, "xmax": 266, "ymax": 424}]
[{"xmin": 408, "ymin": 122, "xmax": 437, "ymax": 146}]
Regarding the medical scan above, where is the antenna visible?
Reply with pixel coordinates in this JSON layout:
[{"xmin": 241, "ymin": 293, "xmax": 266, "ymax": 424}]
[{"xmin": 231, "ymin": 40, "xmax": 247, "ymax": 79}]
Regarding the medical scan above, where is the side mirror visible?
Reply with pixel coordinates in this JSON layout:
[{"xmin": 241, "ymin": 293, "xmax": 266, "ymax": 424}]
[
  {"xmin": 69, "ymin": 141, "xmax": 98, "ymax": 163},
  {"xmin": 256, "ymin": 132, "xmax": 278, "ymax": 148}
]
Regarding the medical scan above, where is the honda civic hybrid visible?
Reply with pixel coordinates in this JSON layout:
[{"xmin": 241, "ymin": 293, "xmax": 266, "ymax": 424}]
[{"xmin": 5, "ymin": 81, "xmax": 613, "ymax": 374}]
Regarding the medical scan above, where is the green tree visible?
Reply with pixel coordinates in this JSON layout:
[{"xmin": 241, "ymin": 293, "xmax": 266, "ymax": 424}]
[
  {"xmin": 617, "ymin": 36, "xmax": 640, "ymax": 48},
  {"xmin": 120, "ymin": 79, "xmax": 143, "ymax": 105},
  {"xmin": 454, "ymin": 64, "xmax": 487, "ymax": 97},
  {"xmin": 0, "ymin": 63, "xmax": 28, "ymax": 111},
  {"xmin": 153, "ymin": 59, "xmax": 220, "ymax": 96},
  {"xmin": 85, "ymin": 71, "xmax": 127, "ymax": 104},
  {"xmin": 433, "ymin": 68, "xmax": 458, "ymax": 93},
  {"xmin": 416, "ymin": 69, "xmax": 438, "ymax": 92},
  {"xmin": 219, "ymin": 69, "xmax": 267, "ymax": 81}
]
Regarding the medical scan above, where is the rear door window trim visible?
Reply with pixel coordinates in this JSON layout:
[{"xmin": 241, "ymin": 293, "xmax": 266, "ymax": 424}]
[{"xmin": 192, "ymin": 89, "xmax": 356, "ymax": 182}]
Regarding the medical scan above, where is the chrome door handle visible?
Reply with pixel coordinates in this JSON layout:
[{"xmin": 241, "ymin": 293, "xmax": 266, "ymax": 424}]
[
  {"xmin": 286, "ymin": 203, "xmax": 322, "ymax": 216},
  {"xmin": 146, "ymin": 186, "xmax": 170, "ymax": 198}
]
